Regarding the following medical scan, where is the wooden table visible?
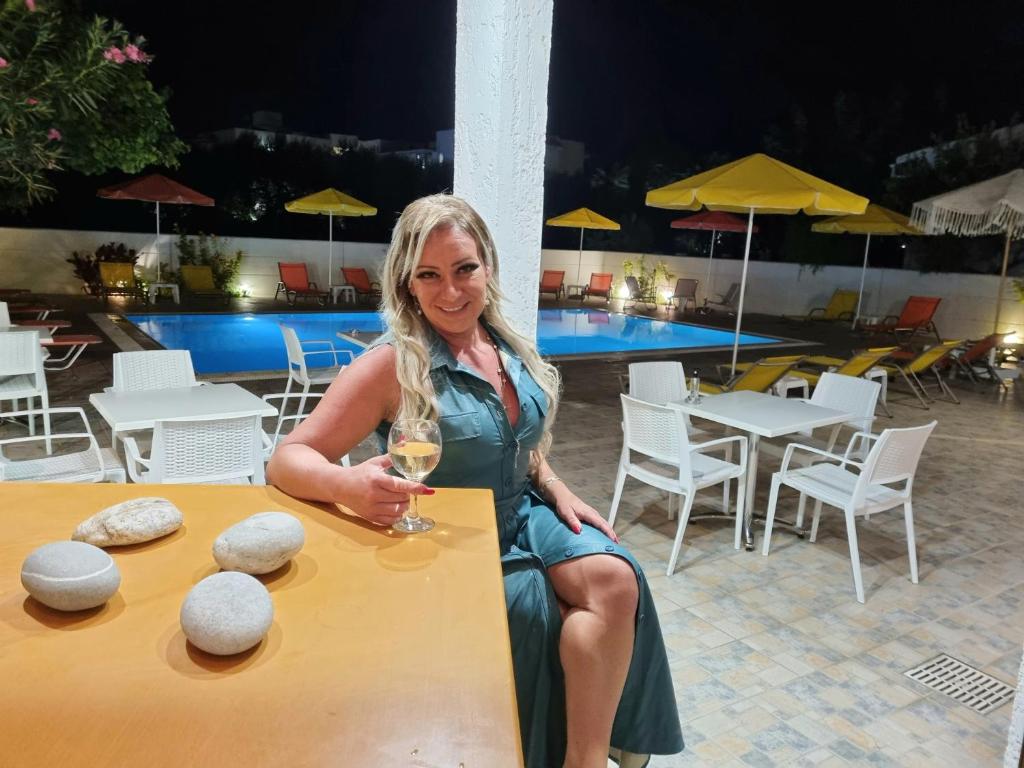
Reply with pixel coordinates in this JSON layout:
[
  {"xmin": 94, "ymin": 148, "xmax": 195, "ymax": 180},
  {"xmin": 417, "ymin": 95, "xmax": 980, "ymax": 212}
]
[{"xmin": 0, "ymin": 484, "xmax": 522, "ymax": 767}]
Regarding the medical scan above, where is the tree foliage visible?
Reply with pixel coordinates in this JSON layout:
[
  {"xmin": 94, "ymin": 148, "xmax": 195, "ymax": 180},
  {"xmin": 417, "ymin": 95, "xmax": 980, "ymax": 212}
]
[{"xmin": 0, "ymin": 0, "xmax": 185, "ymax": 210}]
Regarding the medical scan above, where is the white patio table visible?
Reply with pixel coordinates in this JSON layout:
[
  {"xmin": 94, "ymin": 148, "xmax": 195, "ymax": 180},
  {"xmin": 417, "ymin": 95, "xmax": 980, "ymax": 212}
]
[
  {"xmin": 669, "ymin": 390, "xmax": 851, "ymax": 550},
  {"xmin": 90, "ymin": 383, "xmax": 277, "ymax": 447}
]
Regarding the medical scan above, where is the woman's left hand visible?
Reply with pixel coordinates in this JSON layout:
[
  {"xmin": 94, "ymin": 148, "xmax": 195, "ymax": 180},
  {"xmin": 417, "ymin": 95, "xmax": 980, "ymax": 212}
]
[{"xmin": 552, "ymin": 489, "xmax": 620, "ymax": 544}]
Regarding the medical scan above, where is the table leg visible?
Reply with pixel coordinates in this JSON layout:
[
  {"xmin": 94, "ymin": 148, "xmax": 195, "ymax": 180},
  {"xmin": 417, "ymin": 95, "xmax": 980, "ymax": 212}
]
[{"xmin": 742, "ymin": 433, "xmax": 760, "ymax": 550}]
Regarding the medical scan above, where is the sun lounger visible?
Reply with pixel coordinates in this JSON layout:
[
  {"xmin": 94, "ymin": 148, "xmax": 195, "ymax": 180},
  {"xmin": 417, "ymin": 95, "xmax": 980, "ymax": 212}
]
[
  {"xmin": 784, "ymin": 288, "xmax": 859, "ymax": 322},
  {"xmin": 98, "ymin": 262, "xmax": 147, "ymax": 303},
  {"xmin": 341, "ymin": 268, "xmax": 382, "ymax": 303},
  {"xmin": 706, "ymin": 355, "xmax": 804, "ymax": 394},
  {"xmin": 180, "ymin": 265, "xmax": 230, "ymax": 303},
  {"xmin": 581, "ymin": 273, "xmax": 613, "ymax": 302},
  {"xmin": 859, "ymin": 296, "xmax": 941, "ymax": 343},
  {"xmin": 669, "ymin": 279, "xmax": 699, "ymax": 312},
  {"xmin": 278, "ymin": 262, "xmax": 328, "ymax": 305},
  {"xmin": 539, "ymin": 270, "xmax": 565, "ymax": 300}
]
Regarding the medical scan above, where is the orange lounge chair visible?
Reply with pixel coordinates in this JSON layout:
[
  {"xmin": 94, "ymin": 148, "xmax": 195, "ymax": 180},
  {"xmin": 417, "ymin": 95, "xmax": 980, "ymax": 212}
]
[
  {"xmin": 581, "ymin": 272, "xmax": 613, "ymax": 302},
  {"xmin": 946, "ymin": 333, "xmax": 1009, "ymax": 390},
  {"xmin": 341, "ymin": 268, "xmax": 382, "ymax": 303},
  {"xmin": 41, "ymin": 334, "xmax": 103, "ymax": 371},
  {"xmin": 860, "ymin": 296, "xmax": 941, "ymax": 342},
  {"xmin": 539, "ymin": 270, "xmax": 565, "ymax": 300},
  {"xmin": 278, "ymin": 262, "xmax": 328, "ymax": 305}
]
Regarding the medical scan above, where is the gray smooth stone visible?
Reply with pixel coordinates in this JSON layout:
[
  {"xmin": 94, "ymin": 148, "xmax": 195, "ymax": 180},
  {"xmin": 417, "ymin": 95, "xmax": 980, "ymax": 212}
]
[
  {"xmin": 72, "ymin": 497, "xmax": 183, "ymax": 547},
  {"xmin": 21, "ymin": 541, "xmax": 121, "ymax": 611},
  {"xmin": 212, "ymin": 511, "xmax": 305, "ymax": 575},
  {"xmin": 180, "ymin": 572, "xmax": 274, "ymax": 655}
]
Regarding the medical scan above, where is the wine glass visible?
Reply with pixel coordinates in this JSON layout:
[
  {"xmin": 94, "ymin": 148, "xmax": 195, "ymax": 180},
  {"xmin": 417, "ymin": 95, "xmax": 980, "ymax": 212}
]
[{"xmin": 387, "ymin": 419, "xmax": 442, "ymax": 533}]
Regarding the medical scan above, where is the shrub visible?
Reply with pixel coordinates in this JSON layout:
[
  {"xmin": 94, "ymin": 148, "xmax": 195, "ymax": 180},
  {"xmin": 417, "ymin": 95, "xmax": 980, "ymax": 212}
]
[{"xmin": 174, "ymin": 232, "xmax": 244, "ymax": 292}]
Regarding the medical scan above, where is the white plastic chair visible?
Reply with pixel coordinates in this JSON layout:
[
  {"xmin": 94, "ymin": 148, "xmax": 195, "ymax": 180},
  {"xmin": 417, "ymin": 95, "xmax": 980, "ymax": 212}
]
[
  {"xmin": 761, "ymin": 420, "xmax": 937, "ymax": 603},
  {"xmin": 786, "ymin": 373, "xmax": 881, "ymax": 529},
  {"xmin": 609, "ymin": 394, "xmax": 748, "ymax": 575},
  {"xmin": 280, "ymin": 323, "xmax": 353, "ymax": 419},
  {"xmin": 0, "ymin": 329, "xmax": 51, "ymax": 453},
  {"xmin": 123, "ymin": 413, "xmax": 266, "ymax": 485},
  {"xmin": 260, "ymin": 392, "xmax": 351, "ymax": 467},
  {"xmin": 111, "ymin": 350, "xmax": 202, "ymax": 392},
  {"xmin": 0, "ymin": 407, "xmax": 125, "ymax": 483}
]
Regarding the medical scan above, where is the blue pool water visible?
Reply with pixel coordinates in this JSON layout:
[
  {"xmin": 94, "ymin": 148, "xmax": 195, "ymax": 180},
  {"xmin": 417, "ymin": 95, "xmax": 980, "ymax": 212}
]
[{"xmin": 126, "ymin": 309, "xmax": 783, "ymax": 374}]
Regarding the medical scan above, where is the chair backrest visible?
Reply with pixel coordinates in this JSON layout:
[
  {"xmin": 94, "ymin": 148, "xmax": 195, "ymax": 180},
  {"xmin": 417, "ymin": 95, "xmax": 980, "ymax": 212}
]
[
  {"xmin": 588, "ymin": 273, "xmax": 613, "ymax": 293},
  {"xmin": 112, "ymin": 350, "xmax": 199, "ymax": 392},
  {"xmin": 822, "ymin": 289, "xmax": 860, "ymax": 319},
  {"xmin": 730, "ymin": 355, "xmax": 803, "ymax": 392},
  {"xmin": 628, "ymin": 361, "xmax": 687, "ymax": 405},
  {"xmin": 278, "ymin": 262, "xmax": 311, "ymax": 290},
  {"xmin": 181, "ymin": 264, "xmax": 217, "ymax": 291},
  {"xmin": 623, "ymin": 275, "xmax": 641, "ymax": 299},
  {"xmin": 540, "ymin": 270, "xmax": 565, "ymax": 292},
  {"xmin": 721, "ymin": 282, "xmax": 741, "ymax": 306},
  {"xmin": 856, "ymin": 421, "xmax": 937, "ymax": 502},
  {"xmin": 620, "ymin": 394, "xmax": 692, "ymax": 486},
  {"xmin": 98, "ymin": 262, "xmax": 137, "ymax": 288},
  {"xmin": 809, "ymin": 372, "xmax": 880, "ymax": 433},
  {"xmin": 897, "ymin": 296, "xmax": 941, "ymax": 326},
  {"xmin": 342, "ymin": 267, "xmax": 374, "ymax": 293},
  {"xmin": 0, "ymin": 328, "xmax": 44, "ymax": 379},
  {"xmin": 958, "ymin": 333, "xmax": 1005, "ymax": 364},
  {"xmin": 834, "ymin": 346, "xmax": 897, "ymax": 378},
  {"xmin": 279, "ymin": 323, "xmax": 310, "ymax": 382},
  {"xmin": 903, "ymin": 339, "xmax": 963, "ymax": 374},
  {"xmin": 672, "ymin": 278, "xmax": 698, "ymax": 300},
  {"xmin": 150, "ymin": 413, "xmax": 265, "ymax": 484}
]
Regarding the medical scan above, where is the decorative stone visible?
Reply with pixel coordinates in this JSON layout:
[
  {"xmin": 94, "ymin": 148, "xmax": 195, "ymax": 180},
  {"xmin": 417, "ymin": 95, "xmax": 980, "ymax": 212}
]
[
  {"xmin": 180, "ymin": 572, "xmax": 274, "ymax": 655},
  {"xmin": 21, "ymin": 541, "xmax": 121, "ymax": 611},
  {"xmin": 72, "ymin": 497, "xmax": 183, "ymax": 547},
  {"xmin": 212, "ymin": 512, "xmax": 305, "ymax": 575}
]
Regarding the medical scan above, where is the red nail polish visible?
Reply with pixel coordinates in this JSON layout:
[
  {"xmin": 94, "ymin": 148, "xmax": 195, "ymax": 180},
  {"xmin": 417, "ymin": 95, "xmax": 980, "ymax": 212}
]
[
  {"xmin": 574, "ymin": 526, "xmax": 582, "ymax": 534},
  {"xmin": 423, "ymin": 488, "xmax": 436, "ymax": 495}
]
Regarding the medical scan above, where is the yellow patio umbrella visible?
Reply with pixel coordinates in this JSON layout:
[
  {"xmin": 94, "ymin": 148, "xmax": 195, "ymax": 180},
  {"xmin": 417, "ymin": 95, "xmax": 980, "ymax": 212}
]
[
  {"xmin": 545, "ymin": 207, "xmax": 621, "ymax": 285},
  {"xmin": 812, "ymin": 204, "xmax": 921, "ymax": 328},
  {"xmin": 285, "ymin": 188, "xmax": 377, "ymax": 286},
  {"xmin": 646, "ymin": 153, "xmax": 869, "ymax": 373}
]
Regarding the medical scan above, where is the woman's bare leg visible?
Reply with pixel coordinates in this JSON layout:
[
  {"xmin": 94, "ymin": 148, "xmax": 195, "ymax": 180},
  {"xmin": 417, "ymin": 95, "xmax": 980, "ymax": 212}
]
[{"xmin": 548, "ymin": 554, "xmax": 639, "ymax": 768}]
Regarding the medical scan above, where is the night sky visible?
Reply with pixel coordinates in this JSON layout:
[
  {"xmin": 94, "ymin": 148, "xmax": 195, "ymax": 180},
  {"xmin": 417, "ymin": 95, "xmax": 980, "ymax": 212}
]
[{"xmin": 86, "ymin": 0, "xmax": 1024, "ymax": 165}]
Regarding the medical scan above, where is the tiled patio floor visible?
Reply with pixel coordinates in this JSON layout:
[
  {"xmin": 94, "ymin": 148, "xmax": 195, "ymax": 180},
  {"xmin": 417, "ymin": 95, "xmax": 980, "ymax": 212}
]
[{"xmin": 5, "ymin": 294, "xmax": 1022, "ymax": 766}]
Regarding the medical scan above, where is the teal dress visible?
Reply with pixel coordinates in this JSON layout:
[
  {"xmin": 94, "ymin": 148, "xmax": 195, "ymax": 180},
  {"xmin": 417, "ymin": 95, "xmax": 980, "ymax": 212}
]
[{"xmin": 377, "ymin": 329, "xmax": 683, "ymax": 767}]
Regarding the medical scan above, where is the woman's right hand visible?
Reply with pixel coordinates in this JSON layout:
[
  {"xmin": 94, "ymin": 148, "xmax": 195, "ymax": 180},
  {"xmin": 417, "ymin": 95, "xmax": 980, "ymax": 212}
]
[{"xmin": 338, "ymin": 454, "xmax": 434, "ymax": 526}]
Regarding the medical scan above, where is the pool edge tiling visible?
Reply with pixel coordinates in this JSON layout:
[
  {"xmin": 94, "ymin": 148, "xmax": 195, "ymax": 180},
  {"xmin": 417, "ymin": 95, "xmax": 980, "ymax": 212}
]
[{"xmin": 125, "ymin": 309, "xmax": 795, "ymax": 375}]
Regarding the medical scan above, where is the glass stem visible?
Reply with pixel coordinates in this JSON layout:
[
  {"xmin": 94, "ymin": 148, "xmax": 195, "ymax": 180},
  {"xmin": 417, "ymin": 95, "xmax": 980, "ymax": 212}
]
[{"xmin": 407, "ymin": 493, "xmax": 420, "ymax": 522}]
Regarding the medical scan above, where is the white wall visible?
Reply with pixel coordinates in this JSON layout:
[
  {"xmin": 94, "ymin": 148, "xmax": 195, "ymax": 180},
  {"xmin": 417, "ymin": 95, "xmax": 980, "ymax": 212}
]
[{"xmin": 2, "ymin": 226, "xmax": 1020, "ymax": 340}]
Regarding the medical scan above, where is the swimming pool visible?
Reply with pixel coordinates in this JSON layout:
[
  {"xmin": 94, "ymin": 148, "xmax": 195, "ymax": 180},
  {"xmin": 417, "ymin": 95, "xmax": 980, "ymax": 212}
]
[{"xmin": 126, "ymin": 309, "xmax": 784, "ymax": 374}]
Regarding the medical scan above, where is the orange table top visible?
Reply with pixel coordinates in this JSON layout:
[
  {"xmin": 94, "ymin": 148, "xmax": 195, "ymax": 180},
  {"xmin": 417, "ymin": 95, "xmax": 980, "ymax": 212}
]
[{"xmin": 0, "ymin": 484, "xmax": 522, "ymax": 768}]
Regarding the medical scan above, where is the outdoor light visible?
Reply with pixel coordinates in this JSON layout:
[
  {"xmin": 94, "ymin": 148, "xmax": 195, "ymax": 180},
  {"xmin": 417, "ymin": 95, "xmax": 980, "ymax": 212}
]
[
  {"xmin": 1004, "ymin": 332, "xmax": 1020, "ymax": 345},
  {"xmin": 661, "ymin": 290, "xmax": 673, "ymax": 303},
  {"xmin": 239, "ymin": 283, "xmax": 252, "ymax": 297},
  {"xmin": 617, "ymin": 284, "xmax": 630, "ymax": 299}
]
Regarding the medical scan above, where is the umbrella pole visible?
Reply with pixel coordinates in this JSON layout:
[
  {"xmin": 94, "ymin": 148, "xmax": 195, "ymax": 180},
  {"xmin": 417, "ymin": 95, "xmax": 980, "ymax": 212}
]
[
  {"xmin": 328, "ymin": 213, "xmax": 334, "ymax": 288},
  {"xmin": 993, "ymin": 228, "xmax": 1012, "ymax": 335},
  {"xmin": 852, "ymin": 233, "xmax": 871, "ymax": 330},
  {"xmin": 577, "ymin": 228, "xmax": 584, "ymax": 285},
  {"xmin": 705, "ymin": 229, "xmax": 717, "ymax": 304},
  {"xmin": 155, "ymin": 201, "xmax": 161, "ymax": 283},
  {"xmin": 730, "ymin": 210, "xmax": 756, "ymax": 376}
]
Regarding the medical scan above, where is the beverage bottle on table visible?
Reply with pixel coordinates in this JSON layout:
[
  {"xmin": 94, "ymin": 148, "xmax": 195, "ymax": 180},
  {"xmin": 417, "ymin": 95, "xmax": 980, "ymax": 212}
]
[{"xmin": 690, "ymin": 369, "xmax": 701, "ymax": 402}]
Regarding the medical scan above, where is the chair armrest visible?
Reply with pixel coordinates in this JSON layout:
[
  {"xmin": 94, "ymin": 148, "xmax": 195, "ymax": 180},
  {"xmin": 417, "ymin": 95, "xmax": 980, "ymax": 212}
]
[
  {"xmin": 122, "ymin": 437, "xmax": 150, "ymax": 483},
  {"xmin": 691, "ymin": 435, "xmax": 748, "ymax": 468},
  {"xmin": 842, "ymin": 431, "xmax": 879, "ymax": 461},
  {"xmin": 780, "ymin": 442, "xmax": 863, "ymax": 475},
  {"xmin": 806, "ymin": 307, "xmax": 825, "ymax": 318}
]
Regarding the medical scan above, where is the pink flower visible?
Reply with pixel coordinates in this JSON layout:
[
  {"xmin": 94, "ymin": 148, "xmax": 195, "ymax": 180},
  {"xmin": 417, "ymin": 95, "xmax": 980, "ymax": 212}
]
[
  {"xmin": 47, "ymin": 128, "xmax": 61, "ymax": 141},
  {"xmin": 0, "ymin": 58, "xmax": 9, "ymax": 69},
  {"xmin": 124, "ymin": 44, "xmax": 147, "ymax": 63},
  {"xmin": 25, "ymin": 97, "xmax": 38, "ymax": 105},
  {"xmin": 25, "ymin": 0, "xmax": 36, "ymax": 10},
  {"xmin": 103, "ymin": 46, "xmax": 126, "ymax": 64}
]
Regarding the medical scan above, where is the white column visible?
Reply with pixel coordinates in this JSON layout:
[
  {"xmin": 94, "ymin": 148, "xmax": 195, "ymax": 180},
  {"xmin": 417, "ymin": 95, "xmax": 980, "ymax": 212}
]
[{"xmin": 454, "ymin": 0, "xmax": 554, "ymax": 340}]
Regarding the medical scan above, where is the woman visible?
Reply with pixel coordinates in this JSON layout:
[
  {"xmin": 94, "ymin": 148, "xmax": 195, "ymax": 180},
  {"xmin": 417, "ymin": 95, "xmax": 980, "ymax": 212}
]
[{"xmin": 267, "ymin": 194, "xmax": 682, "ymax": 768}]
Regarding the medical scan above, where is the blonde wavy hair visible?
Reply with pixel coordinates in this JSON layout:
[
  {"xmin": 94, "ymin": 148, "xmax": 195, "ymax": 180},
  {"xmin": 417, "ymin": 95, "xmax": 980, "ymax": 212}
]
[{"xmin": 381, "ymin": 194, "xmax": 561, "ymax": 459}]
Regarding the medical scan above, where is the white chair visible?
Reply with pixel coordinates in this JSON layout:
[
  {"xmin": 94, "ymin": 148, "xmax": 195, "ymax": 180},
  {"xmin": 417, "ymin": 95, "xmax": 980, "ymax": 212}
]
[
  {"xmin": 761, "ymin": 421, "xmax": 937, "ymax": 603},
  {"xmin": 280, "ymin": 323, "xmax": 353, "ymax": 419},
  {"xmin": 260, "ymin": 392, "xmax": 351, "ymax": 467},
  {"xmin": 783, "ymin": 373, "xmax": 882, "ymax": 529},
  {"xmin": 123, "ymin": 413, "xmax": 266, "ymax": 484},
  {"xmin": 0, "ymin": 407, "xmax": 125, "ymax": 483},
  {"xmin": 0, "ymin": 330, "xmax": 51, "ymax": 453},
  {"xmin": 609, "ymin": 394, "xmax": 748, "ymax": 575},
  {"xmin": 111, "ymin": 350, "xmax": 202, "ymax": 392}
]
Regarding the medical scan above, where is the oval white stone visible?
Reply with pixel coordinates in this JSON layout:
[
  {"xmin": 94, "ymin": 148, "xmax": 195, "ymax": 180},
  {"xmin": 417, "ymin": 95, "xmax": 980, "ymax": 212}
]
[
  {"xmin": 212, "ymin": 511, "xmax": 305, "ymax": 575},
  {"xmin": 180, "ymin": 572, "xmax": 273, "ymax": 655},
  {"xmin": 21, "ymin": 541, "xmax": 121, "ymax": 611},
  {"xmin": 72, "ymin": 497, "xmax": 183, "ymax": 547}
]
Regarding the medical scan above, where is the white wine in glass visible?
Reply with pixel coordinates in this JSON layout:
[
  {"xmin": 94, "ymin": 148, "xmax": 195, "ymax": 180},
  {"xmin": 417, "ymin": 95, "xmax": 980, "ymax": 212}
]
[{"xmin": 387, "ymin": 419, "xmax": 442, "ymax": 533}]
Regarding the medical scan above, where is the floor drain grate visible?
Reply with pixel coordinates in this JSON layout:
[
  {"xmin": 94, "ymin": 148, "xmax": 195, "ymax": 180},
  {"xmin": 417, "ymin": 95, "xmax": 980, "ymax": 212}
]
[{"xmin": 905, "ymin": 654, "xmax": 1015, "ymax": 715}]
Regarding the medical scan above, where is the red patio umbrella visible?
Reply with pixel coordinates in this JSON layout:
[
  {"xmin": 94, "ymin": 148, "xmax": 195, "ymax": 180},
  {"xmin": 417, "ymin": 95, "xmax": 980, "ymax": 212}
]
[
  {"xmin": 97, "ymin": 174, "xmax": 215, "ymax": 282},
  {"xmin": 670, "ymin": 211, "xmax": 757, "ymax": 309}
]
